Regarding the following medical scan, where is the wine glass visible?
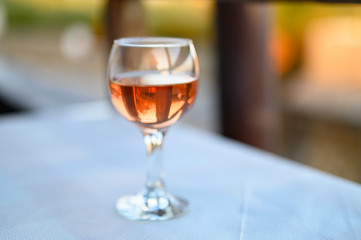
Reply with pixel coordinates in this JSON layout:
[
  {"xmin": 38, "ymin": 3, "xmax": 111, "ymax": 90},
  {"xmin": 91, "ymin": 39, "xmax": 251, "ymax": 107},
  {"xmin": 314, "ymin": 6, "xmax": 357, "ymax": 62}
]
[{"xmin": 107, "ymin": 37, "xmax": 199, "ymax": 221}]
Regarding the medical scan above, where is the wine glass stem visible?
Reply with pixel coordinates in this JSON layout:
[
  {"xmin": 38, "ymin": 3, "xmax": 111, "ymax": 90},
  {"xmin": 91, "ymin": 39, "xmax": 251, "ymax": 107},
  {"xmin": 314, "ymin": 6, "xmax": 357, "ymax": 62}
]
[{"xmin": 142, "ymin": 129, "xmax": 166, "ymax": 194}]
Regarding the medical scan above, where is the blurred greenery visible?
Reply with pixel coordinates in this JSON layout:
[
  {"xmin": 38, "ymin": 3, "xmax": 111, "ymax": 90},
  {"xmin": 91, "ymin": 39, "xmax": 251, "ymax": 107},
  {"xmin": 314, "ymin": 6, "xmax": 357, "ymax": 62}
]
[
  {"xmin": 2, "ymin": 0, "xmax": 215, "ymax": 40},
  {"xmin": 2, "ymin": 0, "xmax": 104, "ymax": 29},
  {"xmin": 276, "ymin": 2, "xmax": 361, "ymax": 40},
  {"xmin": 143, "ymin": 1, "xmax": 215, "ymax": 39}
]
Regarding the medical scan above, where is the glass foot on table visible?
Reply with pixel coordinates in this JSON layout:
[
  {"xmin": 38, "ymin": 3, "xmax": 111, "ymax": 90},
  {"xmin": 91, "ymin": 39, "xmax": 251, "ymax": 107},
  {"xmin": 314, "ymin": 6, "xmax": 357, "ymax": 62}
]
[{"xmin": 116, "ymin": 191, "xmax": 189, "ymax": 221}]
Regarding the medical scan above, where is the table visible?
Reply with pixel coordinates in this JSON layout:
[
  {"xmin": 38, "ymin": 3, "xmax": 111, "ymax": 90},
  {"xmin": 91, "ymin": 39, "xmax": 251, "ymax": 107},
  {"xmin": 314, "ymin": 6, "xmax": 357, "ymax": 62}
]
[{"xmin": 1, "ymin": 102, "xmax": 361, "ymax": 240}]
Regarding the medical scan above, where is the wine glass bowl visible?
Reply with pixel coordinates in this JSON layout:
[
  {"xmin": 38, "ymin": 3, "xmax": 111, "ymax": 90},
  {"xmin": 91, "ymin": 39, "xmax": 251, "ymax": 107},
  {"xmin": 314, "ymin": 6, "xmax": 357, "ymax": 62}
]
[{"xmin": 108, "ymin": 37, "xmax": 199, "ymax": 221}]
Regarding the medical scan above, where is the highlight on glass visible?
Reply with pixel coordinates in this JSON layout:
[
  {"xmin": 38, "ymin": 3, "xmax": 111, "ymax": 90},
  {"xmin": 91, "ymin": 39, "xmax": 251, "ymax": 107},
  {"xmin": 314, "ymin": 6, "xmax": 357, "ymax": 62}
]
[{"xmin": 107, "ymin": 37, "xmax": 199, "ymax": 221}]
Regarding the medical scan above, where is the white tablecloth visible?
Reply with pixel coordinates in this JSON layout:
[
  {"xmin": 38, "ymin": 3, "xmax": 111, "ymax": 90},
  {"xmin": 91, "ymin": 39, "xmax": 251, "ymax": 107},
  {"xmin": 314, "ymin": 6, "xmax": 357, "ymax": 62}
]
[{"xmin": 0, "ymin": 103, "xmax": 360, "ymax": 239}]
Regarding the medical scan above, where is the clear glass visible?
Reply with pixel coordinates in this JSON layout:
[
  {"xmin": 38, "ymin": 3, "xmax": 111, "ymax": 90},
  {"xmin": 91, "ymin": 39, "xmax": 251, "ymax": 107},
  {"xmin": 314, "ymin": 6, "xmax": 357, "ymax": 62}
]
[{"xmin": 107, "ymin": 37, "xmax": 199, "ymax": 221}]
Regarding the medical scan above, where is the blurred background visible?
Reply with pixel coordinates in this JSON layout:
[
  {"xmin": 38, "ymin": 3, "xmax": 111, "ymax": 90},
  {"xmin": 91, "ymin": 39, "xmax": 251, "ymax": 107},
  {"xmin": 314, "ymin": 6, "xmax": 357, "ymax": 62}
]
[{"xmin": 0, "ymin": 0, "xmax": 360, "ymax": 183}]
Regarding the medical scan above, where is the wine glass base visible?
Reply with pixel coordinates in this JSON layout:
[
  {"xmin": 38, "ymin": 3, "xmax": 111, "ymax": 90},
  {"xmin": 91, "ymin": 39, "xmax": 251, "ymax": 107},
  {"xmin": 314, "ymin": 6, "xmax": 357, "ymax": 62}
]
[{"xmin": 116, "ymin": 192, "xmax": 189, "ymax": 221}]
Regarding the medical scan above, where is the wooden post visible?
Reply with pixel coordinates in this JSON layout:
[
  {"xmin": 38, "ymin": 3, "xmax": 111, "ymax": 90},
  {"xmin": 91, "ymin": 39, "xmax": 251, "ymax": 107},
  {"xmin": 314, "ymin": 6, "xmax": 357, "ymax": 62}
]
[
  {"xmin": 105, "ymin": 0, "xmax": 146, "ymax": 51},
  {"xmin": 217, "ymin": 2, "xmax": 278, "ymax": 151}
]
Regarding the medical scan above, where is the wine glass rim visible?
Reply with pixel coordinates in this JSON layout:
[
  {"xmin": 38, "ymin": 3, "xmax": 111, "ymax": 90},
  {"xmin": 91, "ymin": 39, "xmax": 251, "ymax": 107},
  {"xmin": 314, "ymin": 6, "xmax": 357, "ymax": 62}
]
[{"xmin": 113, "ymin": 37, "xmax": 193, "ymax": 48}]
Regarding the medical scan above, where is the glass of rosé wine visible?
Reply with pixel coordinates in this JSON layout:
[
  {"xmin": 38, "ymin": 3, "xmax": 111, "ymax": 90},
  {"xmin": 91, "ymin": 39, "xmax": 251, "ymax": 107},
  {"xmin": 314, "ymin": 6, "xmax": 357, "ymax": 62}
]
[{"xmin": 107, "ymin": 37, "xmax": 199, "ymax": 221}]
